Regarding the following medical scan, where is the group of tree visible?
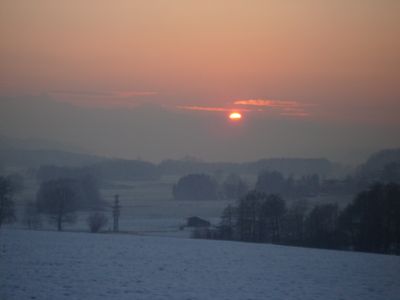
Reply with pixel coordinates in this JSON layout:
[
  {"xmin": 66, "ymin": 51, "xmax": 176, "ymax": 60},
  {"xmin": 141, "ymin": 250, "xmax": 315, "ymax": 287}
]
[
  {"xmin": 159, "ymin": 157, "xmax": 333, "ymax": 178},
  {"xmin": 0, "ymin": 174, "xmax": 43, "ymax": 230},
  {"xmin": 36, "ymin": 177, "xmax": 107, "ymax": 231},
  {"xmin": 236, "ymin": 192, "xmax": 286, "ymax": 243},
  {"xmin": 1, "ymin": 169, "xmax": 112, "ymax": 233},
  {"xmin": 255, "ymin": 170, "xmax": 357, "ymax": 197},
  {"xmin": 206, "ymin": 182, "xmax": 400, "ymax": 255},
  {"xmin": 173, "ymin": 173, "xmax": 248, "ymax": 201},
  {"xmin": 173, "ymin": 170, "xmax": 352, "ymax": 202},
  {"xmin": 340, "ymin": 183, "xmax": 400, "ymax": 253},
  {"xmin": 36, "ymin": 178, "xmax": 81, "ymax": 231}
]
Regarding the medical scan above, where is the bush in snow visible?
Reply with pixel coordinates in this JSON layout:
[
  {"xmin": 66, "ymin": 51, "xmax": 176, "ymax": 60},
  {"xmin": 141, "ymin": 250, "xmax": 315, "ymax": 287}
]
[{"xmin": 87, "ymin": 212, "xmax": 108, "ymax": 233}]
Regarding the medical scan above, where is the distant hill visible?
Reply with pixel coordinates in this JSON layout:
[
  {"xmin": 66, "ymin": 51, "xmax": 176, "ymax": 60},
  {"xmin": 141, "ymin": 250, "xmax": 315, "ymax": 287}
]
[
  {"xmin": 159, "ymin": 158, "xmax": 336, "ymax": 178},
  {"xmin": 0, "ymin": 149, "xmax": 105, "ymax": 169},
  {"xmin": 356, "ymin": 148, "xmax": 400, "ymax": 183},
  {"xmin": 0, "ymin": 136, "xmax": 105, "ymax": 169},
  {"xmin": 243, "ymin": 158, "xmax": 333, "ymax": 177},
  {"xmin": 0, "ymin": 136, "xmax": 350, "ymax": 179},
  {"xmin": 0, "ymin": 135, "xmax": 84, "ymax": 153}
]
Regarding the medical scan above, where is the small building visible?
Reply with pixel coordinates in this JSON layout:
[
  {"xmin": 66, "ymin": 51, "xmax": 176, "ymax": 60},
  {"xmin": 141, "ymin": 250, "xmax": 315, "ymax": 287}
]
[{"xmin": 186, "ymin": 216, "xmax": 211, "ymax": 228}]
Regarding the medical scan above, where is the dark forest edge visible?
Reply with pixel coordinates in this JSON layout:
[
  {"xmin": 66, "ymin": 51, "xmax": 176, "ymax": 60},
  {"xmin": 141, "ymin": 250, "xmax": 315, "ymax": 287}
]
[{"xmin": 194, "ymin": 183, "xmax": 400, "ymax": 255}]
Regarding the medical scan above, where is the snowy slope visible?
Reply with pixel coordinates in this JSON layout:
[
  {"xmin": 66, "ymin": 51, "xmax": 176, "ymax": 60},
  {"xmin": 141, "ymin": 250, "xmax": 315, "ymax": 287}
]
[{"xmin": 1, "ymin": 229, "xmax": 399, "ymax": 300}]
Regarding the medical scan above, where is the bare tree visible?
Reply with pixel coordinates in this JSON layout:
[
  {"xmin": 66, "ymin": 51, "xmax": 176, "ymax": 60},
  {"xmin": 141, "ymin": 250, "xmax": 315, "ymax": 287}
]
[
  {"xmin": 237, "ymin": 191, "xmax": 263, "ymax": 242},
  {"xmin": 259, "ymin": 194, "xmax": 286, "ymax": 243},
  {"xmin": 36, "ymin": 178, "xmax": 78, "ymax": 231}
]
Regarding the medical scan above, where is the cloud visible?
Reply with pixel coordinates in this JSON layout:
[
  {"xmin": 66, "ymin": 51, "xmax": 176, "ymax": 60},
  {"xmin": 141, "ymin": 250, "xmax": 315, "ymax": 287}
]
[
  {"xmin": 49, "ymin": 90, "xmax": 158, "ymax": 108},
  {"xmin": 49, "ymin": 91, "xmax": 311, "ymax": 118},
  {"xmin": 50, "ymin": 90, "xmax": 158, "ymax": 97},
  {"xmin": 177, "ymin": 106, "xmax": 230, "ymax": 112},
  {"xmin": 176, "ymin": 105, "xmax": 252, "ymax": 112},
  {"xmin": 177, "ymin": 99, "xmax": 312, "ymax": 118},
  {"xmin": 234, "ymin": 99, "xmax": 299, "ymax": 108},
  {"xmin": 233, "ymin": 99, "xmax": 312, "ymax": 117},
  {"xmin": 112, "ymin": 91, "xmax": 158, "ymax": 98}
]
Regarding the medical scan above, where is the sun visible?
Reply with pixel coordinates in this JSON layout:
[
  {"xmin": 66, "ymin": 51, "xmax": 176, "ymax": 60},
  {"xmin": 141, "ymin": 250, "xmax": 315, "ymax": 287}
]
[{"xmin": 229, "ymin": 112, "xmax": 242, "ymax": 121}]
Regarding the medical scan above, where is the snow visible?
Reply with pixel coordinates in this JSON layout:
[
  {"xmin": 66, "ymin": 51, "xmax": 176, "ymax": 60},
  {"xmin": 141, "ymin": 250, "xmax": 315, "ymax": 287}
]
[{"xmin": 1, "ymin": 229, "xmax": 399, "ymax": 300}]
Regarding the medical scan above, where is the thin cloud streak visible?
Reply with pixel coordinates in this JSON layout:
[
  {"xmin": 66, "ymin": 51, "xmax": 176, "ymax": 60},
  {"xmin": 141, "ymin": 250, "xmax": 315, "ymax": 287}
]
[
  {"xmin": 234, "ymin": 99, "xmax": 299, "ymax": 108},
  {"xmin": 234, "ymin": 99, "xmax": 312, "ymax": 117},
  {"xmin": 178, "ymin": 99, "xmax": 312, "ymax": 118},
  {"xmin": 49, "ymin": 92, "xmax": 312, "ymax": 118},
  {"xmin": 177, "ymin": 105, "xmax": 251, "ymax": 112},
  {"xmin": 50, "ymin": 90, "xmax": 158, "ymax": 98},
  {"xmin": 49, "ymin": 90, "xmax": 158, "ymax": 108}
]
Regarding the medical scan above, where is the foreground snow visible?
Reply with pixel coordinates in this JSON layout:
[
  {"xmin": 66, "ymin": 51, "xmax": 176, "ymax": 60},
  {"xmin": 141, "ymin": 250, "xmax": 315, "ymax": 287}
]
[{"xmin": 1, "ymin": 230, "xmax": 399, "ymax": 300}]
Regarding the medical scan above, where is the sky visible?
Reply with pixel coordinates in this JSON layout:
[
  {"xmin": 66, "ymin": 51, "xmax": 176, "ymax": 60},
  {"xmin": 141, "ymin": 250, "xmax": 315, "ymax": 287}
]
[{"xmin": 1, "ymin": 0, "xmax": 399, "ymax": 163}]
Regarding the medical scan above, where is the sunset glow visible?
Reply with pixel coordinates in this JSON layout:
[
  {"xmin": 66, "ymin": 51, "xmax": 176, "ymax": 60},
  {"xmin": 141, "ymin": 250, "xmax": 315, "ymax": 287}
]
[
  {"xmin": 229, "ymin": 112, "xmax": 242, "ymax": 121},
  {"xmin": 0, "ymin": 0, "xmax": 399, "ymax": 162}
]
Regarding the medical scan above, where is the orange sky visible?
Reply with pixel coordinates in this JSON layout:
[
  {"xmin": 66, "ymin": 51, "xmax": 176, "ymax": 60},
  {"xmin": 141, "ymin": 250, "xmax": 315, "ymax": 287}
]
[
  {"xmin": 0, "ymin": 1, "xmax": 399, "ymax": 162},
  {"xmin": 1, "ymin": 1, "xmax": 399, "ymax": 115}
]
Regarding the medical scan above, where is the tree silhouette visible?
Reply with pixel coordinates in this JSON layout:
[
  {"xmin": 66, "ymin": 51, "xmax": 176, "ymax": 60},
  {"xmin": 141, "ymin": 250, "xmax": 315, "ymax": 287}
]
[
  {"xmin": 259, "ymin": 194, "xmax": 286, "ymax": 243},
  {"xmin": 236, "ymin": 191, "xmax": 286, "ymax": 243},
  {"xmin": 305, "ymin": 203, "xmax": 339, "ymax": 249},
  {"xmin": 37, "ymin": 178, "xmax": 78, "ymax": 231},
  {"xmin": 0, "ymin": 176, "xmax": 16, "ymax": 228},
  {"xmin": 340, "ymin": 183, "xmax": 400, "ymax": 254},
  {"xmin": 237, "ymin": 191, "xmax": 264, "ymax": 242}
]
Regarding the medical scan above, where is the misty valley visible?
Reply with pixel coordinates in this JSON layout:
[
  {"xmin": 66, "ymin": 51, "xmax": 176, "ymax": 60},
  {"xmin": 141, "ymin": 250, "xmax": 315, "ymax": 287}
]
[
  {"xmin": 1, "ymin": 141, "xmax": 400, "ymax": 247},
  {"xmin": 1, "ymin": 144, "xmax": 400, "ymax": 300}
]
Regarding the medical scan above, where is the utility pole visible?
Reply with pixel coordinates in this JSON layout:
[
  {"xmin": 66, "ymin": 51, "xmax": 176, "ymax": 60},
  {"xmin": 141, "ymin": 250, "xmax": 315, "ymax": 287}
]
[{"xmin": 112, "ymin": 194, "xmax": 121, "ymax": 232}]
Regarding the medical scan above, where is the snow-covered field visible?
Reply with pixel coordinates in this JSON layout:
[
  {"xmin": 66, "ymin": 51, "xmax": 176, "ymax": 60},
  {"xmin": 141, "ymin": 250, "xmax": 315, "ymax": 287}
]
[{"xmin": 1, "ymin": 230, "xmax": 399, "ymax": 300}]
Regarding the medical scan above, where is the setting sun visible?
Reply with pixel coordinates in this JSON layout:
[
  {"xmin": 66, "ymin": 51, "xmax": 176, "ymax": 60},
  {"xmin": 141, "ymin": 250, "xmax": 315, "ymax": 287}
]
[{"xmin": 229, "ymin": 112, "xmax": 242, "ymax": 121}]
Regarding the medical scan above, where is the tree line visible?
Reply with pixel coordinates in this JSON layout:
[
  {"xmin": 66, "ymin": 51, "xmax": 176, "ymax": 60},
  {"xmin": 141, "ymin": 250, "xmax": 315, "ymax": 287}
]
[
  {"xmin": 200, "ymin": 183, "xmax": 400, "ymax": 255},
  {"xmin": 173, "ymin": 170, "xmax": 356, "ymax": 202},
  {"xmin": 0, "ymin": 175, "xmax": 109, "ymax": 233}
]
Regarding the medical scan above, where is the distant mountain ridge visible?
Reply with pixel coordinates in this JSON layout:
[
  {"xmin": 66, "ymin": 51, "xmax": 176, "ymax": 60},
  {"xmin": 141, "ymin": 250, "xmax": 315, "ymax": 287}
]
[
  {"xmin": 1, "ymin": 147, "xmax": 338, "ymax": 178},
  {"xmin": 0, "ymin": 149, "xmax": 105, "ymax": 169},
  {"xmin": 0, "ymin": 135, "xmax": 84, "ymax": 152},
  {"xmin": 0, "ymin": 136, "xmax": 105, "ymax": 168},
  {"xmin": 7, "ymin": 136, "xmax": 398, "ymax": 179}
]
